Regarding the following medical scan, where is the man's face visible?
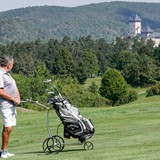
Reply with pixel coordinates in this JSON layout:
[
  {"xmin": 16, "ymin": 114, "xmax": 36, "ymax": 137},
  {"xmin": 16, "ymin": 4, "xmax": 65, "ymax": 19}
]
[{"xmin": 7, "ymin": 59, "xmax": 14, "ymax": 71}]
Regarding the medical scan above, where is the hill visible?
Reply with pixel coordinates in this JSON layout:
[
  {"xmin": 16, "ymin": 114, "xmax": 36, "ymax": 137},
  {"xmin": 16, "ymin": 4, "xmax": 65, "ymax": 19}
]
[{"xmin": 0, "ymin": 2, "xmax": 160, "ymax": 44}]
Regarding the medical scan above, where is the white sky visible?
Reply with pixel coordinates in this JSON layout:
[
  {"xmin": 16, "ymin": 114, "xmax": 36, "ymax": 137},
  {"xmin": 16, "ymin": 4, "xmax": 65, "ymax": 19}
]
[{"xmin": 0, "ymin": 0, "xmax": 160, "ymax": 12}]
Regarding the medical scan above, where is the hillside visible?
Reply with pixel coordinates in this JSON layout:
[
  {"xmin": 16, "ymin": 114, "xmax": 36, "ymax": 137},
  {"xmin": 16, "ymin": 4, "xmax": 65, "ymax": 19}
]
[{"xmin": 0, "ymin": 2, "xmax": 160, "ymax": 44}]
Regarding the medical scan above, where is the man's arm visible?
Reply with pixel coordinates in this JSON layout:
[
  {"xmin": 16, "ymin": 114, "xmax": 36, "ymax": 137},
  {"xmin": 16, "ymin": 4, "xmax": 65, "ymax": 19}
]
[{"xmin": 0, "ymin": 88, "xmax": 20, "ymax": 105}]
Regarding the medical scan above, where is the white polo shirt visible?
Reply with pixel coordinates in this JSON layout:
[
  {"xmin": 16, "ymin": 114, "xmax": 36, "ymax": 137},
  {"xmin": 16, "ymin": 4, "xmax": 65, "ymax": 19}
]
[{"xmin": 0, "ymin": 68, "xmax": 19, "ymax": 108}]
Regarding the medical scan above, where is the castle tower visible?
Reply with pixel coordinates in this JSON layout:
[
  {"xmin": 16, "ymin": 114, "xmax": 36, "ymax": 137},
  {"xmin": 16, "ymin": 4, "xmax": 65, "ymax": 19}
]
[{"xmin": 129, "ymin": 14, "xmax": 141, "ymax": 37}]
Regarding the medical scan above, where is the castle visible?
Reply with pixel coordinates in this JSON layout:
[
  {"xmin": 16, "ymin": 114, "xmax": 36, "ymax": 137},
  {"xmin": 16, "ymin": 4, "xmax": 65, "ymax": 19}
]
[{"xmin": 129, "ymin": 14, "xmax": 160, "ymax": 47}]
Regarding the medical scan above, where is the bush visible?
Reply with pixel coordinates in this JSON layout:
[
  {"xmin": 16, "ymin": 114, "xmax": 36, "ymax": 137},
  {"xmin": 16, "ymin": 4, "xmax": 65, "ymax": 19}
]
[
  {"xmin": 13, "ymin": 74, "xmax": 109, "ymax": 110},
  {"xmin": 13, "ymin": 74, "xmax": 55, "ymax": 110},
  {"xmin": 99, "ymin": 69, "xmax": 128, "ymax": 106},
  {"xmin": 119, "ymin": 89, "xmax": 138, "ymax": 104},
  {"xmin": 88, "ymin": 82, "xmax": 98, "ymax": 93},
  {"xmin": 61, "ymin": 83, "xmax": 108, "ymax": 108},
  {"xmin": 146, "ymin": 83, "xmax": 160, "ymax": 97}
]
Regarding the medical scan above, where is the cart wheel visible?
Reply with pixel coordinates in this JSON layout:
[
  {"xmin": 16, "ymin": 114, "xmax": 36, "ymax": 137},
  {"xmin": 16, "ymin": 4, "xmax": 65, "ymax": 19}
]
[
  {"xmin": 47, "ymin": 136, "xmax": 62, "ymax": 153},
  {"xmin": 42, "ymin": 136, "xmax": 62, "ymax": 154},
  {"xmin": 42, "ymin": 137, "xmax": 52, "ymax": 154},
  {"xmin": 52, "ymin": 135, "xmax": 65, "ymax": 152},
  {"xmin": 83, "ymin": 141, "xmax": 94, "ymax": 150}
]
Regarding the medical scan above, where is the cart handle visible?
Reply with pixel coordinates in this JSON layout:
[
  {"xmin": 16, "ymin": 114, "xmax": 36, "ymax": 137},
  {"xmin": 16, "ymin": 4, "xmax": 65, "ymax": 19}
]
[{"xmin": 21, "ymin": 98, "xmax": 51, "ymax": 110}]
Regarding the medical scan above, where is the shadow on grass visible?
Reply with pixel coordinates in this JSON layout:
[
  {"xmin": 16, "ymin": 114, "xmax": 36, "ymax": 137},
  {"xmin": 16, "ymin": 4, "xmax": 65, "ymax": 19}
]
[
  {"xmin": 60, "ymin": 149, "xmax": 84, "ymax": 152},
  {"xmin": 22, "ymin": 151, "xmax": 44, "ymax": 154},
  {"xmin": 22, "ymin": 148, "xmax": 85, "ymax": 155}
]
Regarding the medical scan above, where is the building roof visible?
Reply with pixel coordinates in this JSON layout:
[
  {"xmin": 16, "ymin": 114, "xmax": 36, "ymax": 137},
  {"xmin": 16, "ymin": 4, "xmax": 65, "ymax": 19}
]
[
  {"xmin": 129, "ymin": 14, "xmax": 141, "ymax": 22},
  {"xmin": 152, "ymin": 32, "xmax": 160, "ymax": 39},
  {"xmin": 141, "ymin": 26, "xmax": 153, "ymax": 34}
]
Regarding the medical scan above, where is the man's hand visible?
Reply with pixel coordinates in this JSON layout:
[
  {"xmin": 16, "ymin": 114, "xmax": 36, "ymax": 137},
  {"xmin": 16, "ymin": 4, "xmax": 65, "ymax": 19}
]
[
  {"xmin": 12, "ymin": 97, "xmax": 21, "ymax": 106},
  {"xmin": 0, "ymin": 89, "xmax": 20, "ymax": 106}
]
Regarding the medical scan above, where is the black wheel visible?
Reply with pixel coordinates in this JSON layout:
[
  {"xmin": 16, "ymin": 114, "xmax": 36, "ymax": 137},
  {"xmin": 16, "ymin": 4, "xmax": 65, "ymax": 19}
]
[
  {"xmin": 83, "ymin": 141, "xmax": 94, "ymax": 150},
  {"xmin": 42, "ymin": 136, "xmax": 64, "ymax": 154},
  {"xmin": 52, "ymin": 135, "xmax": 65, "ymax": 152},
  {"xmin": 47, "ymin": 136, "xmax": 62, "ymax": 153},
  {"xmin": 43, "ymin": 137, "xmax": 52, "ymax": 154}
]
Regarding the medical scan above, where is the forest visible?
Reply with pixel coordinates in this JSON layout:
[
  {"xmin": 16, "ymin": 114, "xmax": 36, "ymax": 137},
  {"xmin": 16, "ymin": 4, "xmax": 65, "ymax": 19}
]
[
  {"xmin": 0, "ymin": 35, "xmax": 160, "ymax": 109},
  {"xmin": 0, "ymin": 2, "xmax": 160, "ymax": 44}
]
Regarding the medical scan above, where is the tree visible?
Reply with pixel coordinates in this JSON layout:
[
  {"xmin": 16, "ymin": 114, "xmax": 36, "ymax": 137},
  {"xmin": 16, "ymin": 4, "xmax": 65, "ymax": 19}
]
[
  {"xmin": 146, "ymin": 39, "xmax": 155, "ymax": 52},
  {"xmin": 80, "ymin": 49, "xmax": 99, "ymax": 77},
  {"xmin": 113, "ymin": 49, "xmax": 158, "ymax": 87},
  {"xmin": 114, "ymin": 50, "xmax": 137, "ymax": 70},
  {"xmin": 154, "ymin": 46, "xmax": 160, "ymax": 60},
  {"xmin": 88, "ymin": 82, "xmax": 98, "ymax": 93},
  {"xmin": 112, "ymin": 37, "xmax": 130, "ymax": 53},
  {"xmin": 44, "ymin": 39, "xmax": 60, "ymax": 71},
  {"xmin": 137, "ymin": 54, "xmax": 157, "ymax": 86},
  {"xmin": 61, "ymin": 36, "xmax": 72, "ymax": 48},
  {"xmin": 78, "ymin": 35, "xmax": 95, "ymax": 50},
  {"xmin": 52, "ymin": 47, "xmax": 75, "ymax": 76},
  {"xmin": 132, "ymin": 38, "xmax": 146, "ymax": 53},
  {"xmin": 113, "ymin": 50, "xmax": 140, "ymax": 86},
  {"xmin": 95, "ymin": 38, "xmax": 112, "ymax": 74},
  {"xmin": 76, "ymin": 49, "xmax": 99, "ymax": 83},
  {"xmin": 13, "ymin": 52, "xmax": 47, "ymax": 76},
  {"xmin": 99, "ymin": 69, "xmax": 128, "ymax": 105},
  {"xmin": 138, "ymin": 46, "xmax": 153, "ymax": 56}
]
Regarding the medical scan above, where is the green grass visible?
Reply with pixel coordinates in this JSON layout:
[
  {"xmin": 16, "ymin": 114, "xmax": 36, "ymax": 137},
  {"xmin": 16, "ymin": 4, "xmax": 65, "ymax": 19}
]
[
  {"xmin": 83, "ymin": 77, "xmax": 102, "ymax": 89},
  {"xmin": 83, "ymin": 77, "xmax": 150, "ymax": 93},
  {"xmin": 1, "ymin": 94, "xmax": 160, "ymax": 160}
]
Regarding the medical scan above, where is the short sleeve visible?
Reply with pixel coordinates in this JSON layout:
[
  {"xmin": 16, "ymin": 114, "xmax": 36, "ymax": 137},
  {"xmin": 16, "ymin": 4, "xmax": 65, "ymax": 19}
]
[{"xmin": 0, "ymin": 74, "xmax": 4, "ymax": 89}]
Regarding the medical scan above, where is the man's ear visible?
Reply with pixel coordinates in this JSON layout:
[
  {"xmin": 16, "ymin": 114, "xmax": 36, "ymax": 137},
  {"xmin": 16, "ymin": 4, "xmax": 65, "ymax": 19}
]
[{"xmin": 6, "ymin": 64, "xmax": 10, "ymax": 70}]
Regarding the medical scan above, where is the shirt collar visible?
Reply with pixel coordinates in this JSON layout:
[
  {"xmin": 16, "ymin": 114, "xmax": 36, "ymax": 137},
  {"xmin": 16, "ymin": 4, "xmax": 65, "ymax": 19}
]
[
  {"xmin": 0, "ymin": 67, "xmax": 10, "ymax": 76},
  {"xmin": 0, "ymin": 67, "xmax": 6, "ymax": 73}
]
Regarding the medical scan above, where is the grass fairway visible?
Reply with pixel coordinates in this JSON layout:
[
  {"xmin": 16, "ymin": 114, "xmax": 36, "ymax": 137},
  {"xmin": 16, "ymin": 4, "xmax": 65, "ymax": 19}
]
[{"xmin": 1, "ymin": 94, "xmax": 160, "ymax": 160}]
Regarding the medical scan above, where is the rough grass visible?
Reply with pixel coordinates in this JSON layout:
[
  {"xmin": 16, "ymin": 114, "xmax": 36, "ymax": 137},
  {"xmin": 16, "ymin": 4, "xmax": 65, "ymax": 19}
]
[
  {"xmin": 82, "ymin": 77, "xmax": 102, "ymax": 89},
  {"xmin": 1, "ymin": 89, "xmax": 160, "ymax": 160}
]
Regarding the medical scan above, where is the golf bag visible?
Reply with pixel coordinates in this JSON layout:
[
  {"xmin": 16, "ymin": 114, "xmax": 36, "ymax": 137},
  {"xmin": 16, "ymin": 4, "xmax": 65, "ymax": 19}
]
[{"xmin": 49, "ymin": 96, "xmax": 95, "ymax": 143}]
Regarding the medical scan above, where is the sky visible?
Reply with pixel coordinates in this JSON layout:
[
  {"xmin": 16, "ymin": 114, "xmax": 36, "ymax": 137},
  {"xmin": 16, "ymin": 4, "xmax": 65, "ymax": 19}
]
[{"xmin": 0, "ymin": 0, "xmax": 160, "ymax": 12}]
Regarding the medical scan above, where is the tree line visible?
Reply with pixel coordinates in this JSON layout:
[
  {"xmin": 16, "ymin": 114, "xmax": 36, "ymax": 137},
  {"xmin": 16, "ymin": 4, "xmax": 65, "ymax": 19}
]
[
  {"xmin": 1, "ymin": 36, "xmax": 160, "ymax": 86},
  {"xmin": 0, "ymin": 36, "xmax": 160, "ymax": 108}
]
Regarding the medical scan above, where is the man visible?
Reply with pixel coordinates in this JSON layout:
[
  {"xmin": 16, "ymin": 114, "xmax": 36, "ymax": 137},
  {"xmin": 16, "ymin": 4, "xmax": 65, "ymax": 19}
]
[{"xmin": 0, "ymin": 55, "xmax": 20, "ymax": 158}]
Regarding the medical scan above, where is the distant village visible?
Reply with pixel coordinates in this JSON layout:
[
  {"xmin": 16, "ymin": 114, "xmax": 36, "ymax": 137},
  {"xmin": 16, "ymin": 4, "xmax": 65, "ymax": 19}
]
[{"xmin": 128, "ymin": 14, "xmax": 160, "ymax": 47}]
